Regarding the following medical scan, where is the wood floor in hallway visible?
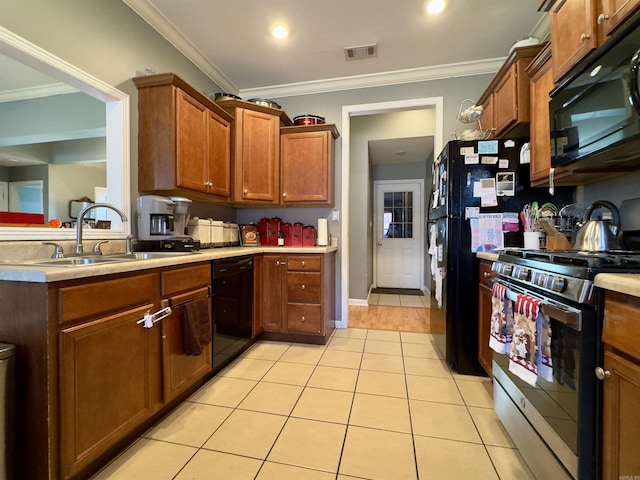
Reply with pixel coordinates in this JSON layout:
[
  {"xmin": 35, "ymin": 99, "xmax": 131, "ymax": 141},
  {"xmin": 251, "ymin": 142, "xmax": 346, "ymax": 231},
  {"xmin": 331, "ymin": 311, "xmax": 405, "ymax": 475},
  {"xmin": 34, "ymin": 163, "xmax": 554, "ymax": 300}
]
[{"xmin": 348, "ymin": 304, "xmax": 430, "ymax": 333}]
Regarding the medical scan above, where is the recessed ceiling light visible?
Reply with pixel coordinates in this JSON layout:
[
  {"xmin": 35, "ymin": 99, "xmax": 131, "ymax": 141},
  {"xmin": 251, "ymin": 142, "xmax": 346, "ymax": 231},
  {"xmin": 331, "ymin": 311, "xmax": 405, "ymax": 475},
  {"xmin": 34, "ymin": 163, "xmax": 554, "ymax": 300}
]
[
  {"xmin": 426, "ymin": 0, "xmax": 446, "ymax": 15},
  {"xmin": 272, "ymin": 25, "xmax": 289, "ymax": 39}
]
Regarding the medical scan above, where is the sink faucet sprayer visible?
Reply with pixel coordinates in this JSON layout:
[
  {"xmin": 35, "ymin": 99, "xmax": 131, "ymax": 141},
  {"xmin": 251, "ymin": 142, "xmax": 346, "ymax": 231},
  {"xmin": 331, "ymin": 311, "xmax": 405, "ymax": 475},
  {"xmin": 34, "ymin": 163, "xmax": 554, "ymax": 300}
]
[{"xmin": 75, "ymin": 203, "xmax": 128, "ymax": 254}]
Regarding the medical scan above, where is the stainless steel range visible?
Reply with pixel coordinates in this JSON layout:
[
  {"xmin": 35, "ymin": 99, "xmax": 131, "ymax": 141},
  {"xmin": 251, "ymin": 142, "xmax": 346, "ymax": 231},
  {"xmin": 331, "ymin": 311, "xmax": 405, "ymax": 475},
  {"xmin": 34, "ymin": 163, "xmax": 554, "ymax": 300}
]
[{"xmin": 490, "ymin": 249, "xmax": 640, "ymax": 480}]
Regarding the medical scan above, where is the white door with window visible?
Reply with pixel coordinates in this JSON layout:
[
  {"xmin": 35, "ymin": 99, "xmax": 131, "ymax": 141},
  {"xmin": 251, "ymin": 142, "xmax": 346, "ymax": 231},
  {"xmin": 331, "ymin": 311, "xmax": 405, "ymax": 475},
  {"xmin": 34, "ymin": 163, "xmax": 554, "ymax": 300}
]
[{"xmin": 374, "ymin": 180, "xmax": 423, "ymax": 289}]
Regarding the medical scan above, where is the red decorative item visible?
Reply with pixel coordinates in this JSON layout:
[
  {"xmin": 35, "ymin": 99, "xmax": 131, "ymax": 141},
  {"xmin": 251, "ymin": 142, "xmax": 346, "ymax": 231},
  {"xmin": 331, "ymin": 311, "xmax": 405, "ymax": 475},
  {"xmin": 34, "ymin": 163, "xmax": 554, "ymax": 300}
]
[
  {"xmin": 281, "ymin": 223, "xmax": 292, "ymax": 246},
  {"xmin": 302, "ymin": 225, "xmax": 316, "ymax": 246},
  {"xmin": 267, "ymin": 217, "xmax": 282, "ymax": 246},
  {"xmin": 257, "ymin": 218, "xmax": 269, "ymax": 245},
  {"xmin": 289, "ymin": 222, "xmax": 303, "ymax": 247}
]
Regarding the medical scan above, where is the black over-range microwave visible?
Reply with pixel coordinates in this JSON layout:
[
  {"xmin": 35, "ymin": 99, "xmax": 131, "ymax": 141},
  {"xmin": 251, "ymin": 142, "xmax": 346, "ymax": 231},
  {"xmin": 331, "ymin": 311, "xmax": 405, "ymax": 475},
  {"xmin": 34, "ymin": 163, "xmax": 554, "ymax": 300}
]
[{"xmin": 550, "ymin": 9, "xmax": 640, "ymax": 172}]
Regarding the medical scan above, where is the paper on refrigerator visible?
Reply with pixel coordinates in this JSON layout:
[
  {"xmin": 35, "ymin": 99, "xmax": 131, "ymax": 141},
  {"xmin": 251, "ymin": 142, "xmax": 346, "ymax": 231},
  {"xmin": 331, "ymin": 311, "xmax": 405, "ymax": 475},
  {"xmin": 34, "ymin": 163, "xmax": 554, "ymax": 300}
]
[{"xmin": 470, "ymin": 213, "xmax": 504, "ymax": 252}]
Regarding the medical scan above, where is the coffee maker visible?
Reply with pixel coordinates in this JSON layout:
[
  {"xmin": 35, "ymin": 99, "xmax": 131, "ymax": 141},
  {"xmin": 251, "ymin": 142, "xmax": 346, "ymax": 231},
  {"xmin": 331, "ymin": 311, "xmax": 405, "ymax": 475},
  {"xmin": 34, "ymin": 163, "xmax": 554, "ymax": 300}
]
[{"xmin": 135, "ymin": 195, "xmax": 200, "ymax": 251}]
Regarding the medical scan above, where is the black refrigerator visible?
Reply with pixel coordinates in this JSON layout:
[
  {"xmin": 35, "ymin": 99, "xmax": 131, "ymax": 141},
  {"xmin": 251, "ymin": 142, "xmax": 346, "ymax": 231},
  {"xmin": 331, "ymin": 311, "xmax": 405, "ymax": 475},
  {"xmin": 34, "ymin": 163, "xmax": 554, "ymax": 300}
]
[{"xmin": 428, "ymin": 139, "xmax": 573, "ymax": 375}]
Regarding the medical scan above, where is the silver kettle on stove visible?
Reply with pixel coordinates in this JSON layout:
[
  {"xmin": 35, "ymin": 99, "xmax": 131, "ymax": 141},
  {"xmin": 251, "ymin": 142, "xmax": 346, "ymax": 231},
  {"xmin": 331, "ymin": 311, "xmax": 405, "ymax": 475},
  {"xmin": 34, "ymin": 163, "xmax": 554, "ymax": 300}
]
[{"xmin": 573, "ymin": 200, "xmax": 623, "ymax": 252}]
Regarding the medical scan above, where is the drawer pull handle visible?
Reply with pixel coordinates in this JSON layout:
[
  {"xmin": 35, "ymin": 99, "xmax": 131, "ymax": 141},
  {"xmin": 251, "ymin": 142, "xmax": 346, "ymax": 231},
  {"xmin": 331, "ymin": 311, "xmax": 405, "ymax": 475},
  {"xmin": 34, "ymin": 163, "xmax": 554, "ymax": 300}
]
[
  {"xmin": 301, "ymin": 260, "xmax": 305, "ymax": 267},
  {"xmin": 483, "ymin": 272, "xmax": 491, "ymax": 277},
  {"xmin": 597, "ymin": 13, "xmax": 609, "ymax": 24},
  {"xmin": 580, "ymin": 33, "xmax": 591, "ymax": 42},
  {"xmin": 301, "ymin": 284, "xmax": 306, "ymax": 290},
  {"xmin": 301, "ymin": 316, "xmax": 306, "ymax": 322}
]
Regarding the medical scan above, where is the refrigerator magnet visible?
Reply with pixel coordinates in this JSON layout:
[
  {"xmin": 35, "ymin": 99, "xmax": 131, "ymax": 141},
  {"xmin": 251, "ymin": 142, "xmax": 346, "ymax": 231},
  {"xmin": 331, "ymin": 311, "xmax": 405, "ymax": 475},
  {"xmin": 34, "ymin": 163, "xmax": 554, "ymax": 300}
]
[{"xmin": 496, "ymin": 172, "xmax": 515, "ymax": 196}]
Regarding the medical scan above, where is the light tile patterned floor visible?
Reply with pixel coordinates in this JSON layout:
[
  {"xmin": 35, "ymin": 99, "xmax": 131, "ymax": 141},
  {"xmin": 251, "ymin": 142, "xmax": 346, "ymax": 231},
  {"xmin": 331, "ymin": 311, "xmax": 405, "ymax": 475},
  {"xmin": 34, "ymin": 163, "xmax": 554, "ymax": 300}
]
[{"xmin": 92, "ymin": 329, "xmax": 536, "ymax": 480}]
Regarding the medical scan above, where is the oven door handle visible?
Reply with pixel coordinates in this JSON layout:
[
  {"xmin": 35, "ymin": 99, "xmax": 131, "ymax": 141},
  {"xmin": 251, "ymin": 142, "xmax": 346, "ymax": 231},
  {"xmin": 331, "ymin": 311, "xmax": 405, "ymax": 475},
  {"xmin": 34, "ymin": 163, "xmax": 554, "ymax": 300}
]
[{"xmin": 497, "ymin": 280, "xmax": 582, "ymax": 331}]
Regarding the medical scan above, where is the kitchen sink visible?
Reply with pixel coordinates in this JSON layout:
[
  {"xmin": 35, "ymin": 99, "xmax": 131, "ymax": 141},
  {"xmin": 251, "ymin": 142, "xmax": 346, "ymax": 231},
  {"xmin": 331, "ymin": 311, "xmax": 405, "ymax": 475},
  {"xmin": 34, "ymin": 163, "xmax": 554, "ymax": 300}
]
[
  {"xmin": 1, "ymin": 251, "xmax": 199, "ymax": 268},
  {"xmin": 105, "ymin": 251, "xmax": 199, "ymax": 260}
]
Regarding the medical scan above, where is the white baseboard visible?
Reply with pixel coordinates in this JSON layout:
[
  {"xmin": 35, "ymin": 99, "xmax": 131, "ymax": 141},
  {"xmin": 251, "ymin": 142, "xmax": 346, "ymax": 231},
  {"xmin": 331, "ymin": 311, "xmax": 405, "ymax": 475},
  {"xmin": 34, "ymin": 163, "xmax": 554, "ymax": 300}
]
[{"xmin": 349, "ymin": 298, "xmax": 368, "ymax": 306}]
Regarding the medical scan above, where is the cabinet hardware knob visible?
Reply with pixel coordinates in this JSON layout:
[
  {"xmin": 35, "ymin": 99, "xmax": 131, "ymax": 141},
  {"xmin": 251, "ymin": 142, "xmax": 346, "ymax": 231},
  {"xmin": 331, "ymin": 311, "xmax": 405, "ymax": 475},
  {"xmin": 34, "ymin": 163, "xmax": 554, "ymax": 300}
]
[
  {"xmin": 597, "ymin": 13, "xmax": 609, "ymax": 24},
  {"xmin": 595, "ymin": 367, "xmax": 611, "ymax": 380},
  {"xmin": 282, "ymin": 192, "xmax": 287, "ymax": 197},
  {"xmin": 301, "ymin": 316, "xmax": 306, "ymax": 322},
  {"xmin": 301, "ymin": 284, "xmax": 306, "ymax": 289},
  {"xmin": 276, "ymin": 260, "xmax": 280, "ymax": 266},
  {"xmin": 580, "ymin": 33, "xmax": 591, "ymax": 42},
  {"xmin": 301, "ymin": 260, "xmax": 305, "ymax": 267},
  {"xmin": 483, "ymin": 272, "xmax": 491, "ymax": 277},
  {"xmin": 243, "ymin": 188, "xmax": 248, "ymax": 194}
]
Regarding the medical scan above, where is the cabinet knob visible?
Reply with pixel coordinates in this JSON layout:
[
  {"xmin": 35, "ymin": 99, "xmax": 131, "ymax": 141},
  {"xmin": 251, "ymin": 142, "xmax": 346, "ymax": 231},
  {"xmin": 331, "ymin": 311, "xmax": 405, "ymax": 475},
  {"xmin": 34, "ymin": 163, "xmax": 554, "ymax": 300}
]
[
  {"xmin": 301, "ymin": 260, "xmax": 305, "ymax": 267},
  {"xmin": 301, "ymin": 316, "xmax": 306, "ymax": 322},
  {"xmin": 282, "ymin": 192, "xmax": 287, "ymax": 198},
  {"xmin": 597, "ymin": 13, "xmax": 609, "ymax": 24},
  {"xmin": 483, "ymin": 272, "xmax": 491, "ymax": 277},
  {"xmin": 301, "ymin": 284, "xmax": 306, "ymax": 290},
  {"xmin": 595, "ymin": 367, "xmax": 611, "ymax": 380},
  {"xmin": 243, "ymin": 188, "xmax": 248, "ymax": 194},
  {"xmin": 580, "ymin": 33, "xmax": 591, "ymax": 42}
]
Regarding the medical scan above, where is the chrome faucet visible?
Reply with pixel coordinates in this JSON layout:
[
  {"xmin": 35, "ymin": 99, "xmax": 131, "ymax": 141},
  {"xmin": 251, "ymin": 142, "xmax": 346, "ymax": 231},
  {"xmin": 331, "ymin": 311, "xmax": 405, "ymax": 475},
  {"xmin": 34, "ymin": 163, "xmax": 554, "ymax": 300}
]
[{"xmin": 75, "ymin": 203, "xmax": 128, "ymax": 254}]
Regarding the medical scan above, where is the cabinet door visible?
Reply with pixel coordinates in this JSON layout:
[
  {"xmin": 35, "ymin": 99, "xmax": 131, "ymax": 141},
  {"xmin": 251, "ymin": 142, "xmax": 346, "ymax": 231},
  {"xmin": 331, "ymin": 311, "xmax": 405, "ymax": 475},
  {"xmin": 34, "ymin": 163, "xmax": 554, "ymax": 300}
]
[
  {"xmin": 59, "ymin": 303, "xmax": 160, "ymax": 478},
  {"xmin": 600, "ymin": 0, "xmax": 640, "ymax": 36},
  {"xmin": 493, "ymin": 65, "xmax": 518, "ymax": 136},
  {"xmin": 281, "ymin": 130, "xmax": 333, "ymax": 204},
  {"xmin": 207, "ymin": 109, "xmax": 231, "ymax": 198},
  {"xmin": 477, "ymin": 260, "xmax": 494, "ymax": 377},
  {"xmin": 530, "ymin": 57, "xmax": 555, "ymax": 185},
  {"xmin": 480, "ymin": 94, "xmax": 495, "ymax": 136},
  {"xmin": 176, "ymin": 91, "xmax": 208, "ymax": 192},
  {"xmin": 261, "ymin": 255, "xmax": 286, "ymax": 331},
  {"xmin": 552, "ymin": 0, "xmax": 598, "ymax": 82},
  {"xmin": 236, "ymin": 109, "xmax": 280, "ymax": 203},
  {"xmin": 161, "ymin": 288, "xmax": 212, "ymax": 403},
  {"xmin": 602, "ymin": 349, "xmax": 640, "ymax": 480}
]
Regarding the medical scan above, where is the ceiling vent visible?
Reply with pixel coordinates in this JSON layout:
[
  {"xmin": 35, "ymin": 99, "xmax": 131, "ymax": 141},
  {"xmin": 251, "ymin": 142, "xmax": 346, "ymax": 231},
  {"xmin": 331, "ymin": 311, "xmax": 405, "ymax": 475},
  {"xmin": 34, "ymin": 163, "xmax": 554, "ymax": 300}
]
[{"xmin": 344, "ymin": 43, "xmax": 378, "ymax": 61}]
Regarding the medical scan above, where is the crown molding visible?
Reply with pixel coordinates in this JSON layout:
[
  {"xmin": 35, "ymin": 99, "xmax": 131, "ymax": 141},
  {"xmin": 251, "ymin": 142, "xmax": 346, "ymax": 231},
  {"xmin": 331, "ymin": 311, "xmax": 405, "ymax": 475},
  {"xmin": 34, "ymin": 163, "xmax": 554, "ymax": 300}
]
[
  {"xmin": 0, "ymin": 83, "xmax": 76, "ymax": 103},
  {"xmin": 240, "ymin": 58, "xmax": 506, "ymax": 99},
  {"xmin": 123, "ymin": 0, "xmax": 237, "ymax": 93}
]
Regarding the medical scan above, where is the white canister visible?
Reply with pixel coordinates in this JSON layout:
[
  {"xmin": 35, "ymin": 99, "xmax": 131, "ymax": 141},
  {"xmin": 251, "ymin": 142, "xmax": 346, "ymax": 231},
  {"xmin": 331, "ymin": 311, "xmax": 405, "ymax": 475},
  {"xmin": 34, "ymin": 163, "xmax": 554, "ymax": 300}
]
[{"xmin": 523, "ymin": 231, "xmax": 543, "ymax": 250}]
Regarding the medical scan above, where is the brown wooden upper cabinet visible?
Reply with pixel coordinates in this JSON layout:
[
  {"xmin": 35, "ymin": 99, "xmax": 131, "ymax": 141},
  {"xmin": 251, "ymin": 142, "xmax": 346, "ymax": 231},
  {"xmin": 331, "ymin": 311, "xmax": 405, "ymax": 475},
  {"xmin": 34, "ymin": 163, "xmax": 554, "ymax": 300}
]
[
  {"xmin": 134, "ymin": 73, "xmax": 234, "ymax": 201},
  {"xmin": 217, "ymin": 100, "xmax": 292, "ymax": 205},
  {"xmin": 550, "ymin": 0, "xmax": 640, "ymax": 82},
  {"xmin": 477, "ymin": 45, "xmax": 544, "ymax": 139},
  {"xmin": 280, "ymin": 124, "xmax": 339, "ymax": 206}
]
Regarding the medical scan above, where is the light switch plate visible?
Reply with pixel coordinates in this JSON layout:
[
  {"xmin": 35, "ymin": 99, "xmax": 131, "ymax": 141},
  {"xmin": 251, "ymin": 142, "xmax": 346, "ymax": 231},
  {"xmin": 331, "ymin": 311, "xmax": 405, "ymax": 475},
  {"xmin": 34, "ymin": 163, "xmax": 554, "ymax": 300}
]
[{"xmin": 331, "ymin": 209, "xmax": 340, "ymax": 221}]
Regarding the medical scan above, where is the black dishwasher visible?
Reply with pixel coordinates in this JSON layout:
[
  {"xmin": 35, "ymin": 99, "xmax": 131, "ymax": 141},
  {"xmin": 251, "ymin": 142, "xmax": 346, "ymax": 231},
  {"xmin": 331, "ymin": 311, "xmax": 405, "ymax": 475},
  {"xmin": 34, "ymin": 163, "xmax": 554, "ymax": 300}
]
[{"xmin": 211, "ymin": 255, "xmax": 255, "ymax": 373}]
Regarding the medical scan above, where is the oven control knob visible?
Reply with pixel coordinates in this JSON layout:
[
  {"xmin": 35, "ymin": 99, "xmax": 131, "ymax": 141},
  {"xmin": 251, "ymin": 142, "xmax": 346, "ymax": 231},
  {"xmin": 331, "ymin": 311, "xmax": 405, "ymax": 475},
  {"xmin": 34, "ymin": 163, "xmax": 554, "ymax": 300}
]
[
  {"xmin": 514, "ymin": 267, "xmax": 529, "ymax": 281},
  {"xmin": 595, "ymin": 367, "xmax": 611, "ymax": 380},
  {"xmin": 549, "ymin": 276, "xmax": 566, "ymax": 292}
]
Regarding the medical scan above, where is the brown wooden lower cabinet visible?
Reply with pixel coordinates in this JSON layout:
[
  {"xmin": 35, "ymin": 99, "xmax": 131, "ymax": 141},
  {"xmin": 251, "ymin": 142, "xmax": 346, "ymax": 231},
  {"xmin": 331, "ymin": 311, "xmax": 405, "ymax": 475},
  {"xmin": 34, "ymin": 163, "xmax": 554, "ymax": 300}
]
[
  {"xmin": 0, "ymin": 262, "xmax": 214, "ymax": 480},
  {"xmin": 260, "ymin": 252, "xmax": 335, "ymax": 344},
  {"xmin": 477, "ymin": 259, "xmax": 495, "ymax": 376},
  {"xmin": 602, "ymin": 292, "xmax": 640, "ymax": 479}
]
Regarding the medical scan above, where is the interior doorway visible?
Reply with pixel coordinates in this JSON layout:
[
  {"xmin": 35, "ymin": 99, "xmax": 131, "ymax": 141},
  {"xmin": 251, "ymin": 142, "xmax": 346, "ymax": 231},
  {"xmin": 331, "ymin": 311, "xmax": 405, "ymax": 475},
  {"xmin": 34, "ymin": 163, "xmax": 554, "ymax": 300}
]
[
  {"xmin": 373, "ymin": 179, "xmax": 423, "ymax": 289},
  {"xmin": 340, "ymin": 97, "xmax": 444, "ymax": 328}
]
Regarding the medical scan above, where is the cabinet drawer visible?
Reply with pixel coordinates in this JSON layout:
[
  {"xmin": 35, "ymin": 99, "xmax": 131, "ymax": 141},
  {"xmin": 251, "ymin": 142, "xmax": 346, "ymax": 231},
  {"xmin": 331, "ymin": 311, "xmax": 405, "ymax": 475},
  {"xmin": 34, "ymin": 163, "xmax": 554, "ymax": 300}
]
[
  {"xmin": 479, "ymin": 260, "xmax": 495, "ymax": 288},
  {"xmin": 288, "ymin": 256, "xmax": 321, "ymax": 272},
  {"xmin": 603, "ymin": 292, "xmax": 640, "ymax": 358},
  {"xmin": 287, "ymin": 272, "xmax": 321, "ymax": 303},
  {"xmin": 287, "ymin": 304, "xmax": 322, "ymax": 334},
  {"xmin": 161, "ymin": 263, "xmax": 211, "ymax": 296},
  {"xmin": 59, "ymin": 273, "xmax": 156, "ymax": 324}
]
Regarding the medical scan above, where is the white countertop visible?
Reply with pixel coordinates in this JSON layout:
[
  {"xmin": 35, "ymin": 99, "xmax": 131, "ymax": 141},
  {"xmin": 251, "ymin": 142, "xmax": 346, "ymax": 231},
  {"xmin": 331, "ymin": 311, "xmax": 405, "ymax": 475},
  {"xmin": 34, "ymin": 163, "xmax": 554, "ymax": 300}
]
[
  {"xmin": 0, "ymin": 244, "xmax": 338, "ymax": 283},
  {"xmin": 594, "ymin": 273, "xmax": 640, "ymax": 298},
  {"xmin": 476, "ymin": 251, "xmax": 499, "ymax": 261}
]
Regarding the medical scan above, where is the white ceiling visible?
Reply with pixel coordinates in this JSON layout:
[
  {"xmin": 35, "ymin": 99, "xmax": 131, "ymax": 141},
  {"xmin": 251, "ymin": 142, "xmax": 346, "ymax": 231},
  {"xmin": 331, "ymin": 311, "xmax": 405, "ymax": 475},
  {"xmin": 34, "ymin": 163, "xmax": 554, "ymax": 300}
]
[
  {"xmin": 123, "ymin": 0, "xmax": 546, "ymax": 164},
  {"xmin": 123, "ymin": 0, "xmax": 547, "ymax": 97}
]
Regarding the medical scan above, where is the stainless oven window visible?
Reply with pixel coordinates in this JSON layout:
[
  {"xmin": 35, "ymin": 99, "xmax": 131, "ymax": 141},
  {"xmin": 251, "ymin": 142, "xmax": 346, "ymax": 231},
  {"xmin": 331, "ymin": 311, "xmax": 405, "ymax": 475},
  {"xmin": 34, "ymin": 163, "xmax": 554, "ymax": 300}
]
[{"xmin": 494, "ymin": 318, "xmax": 580, "ymax": 455}]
